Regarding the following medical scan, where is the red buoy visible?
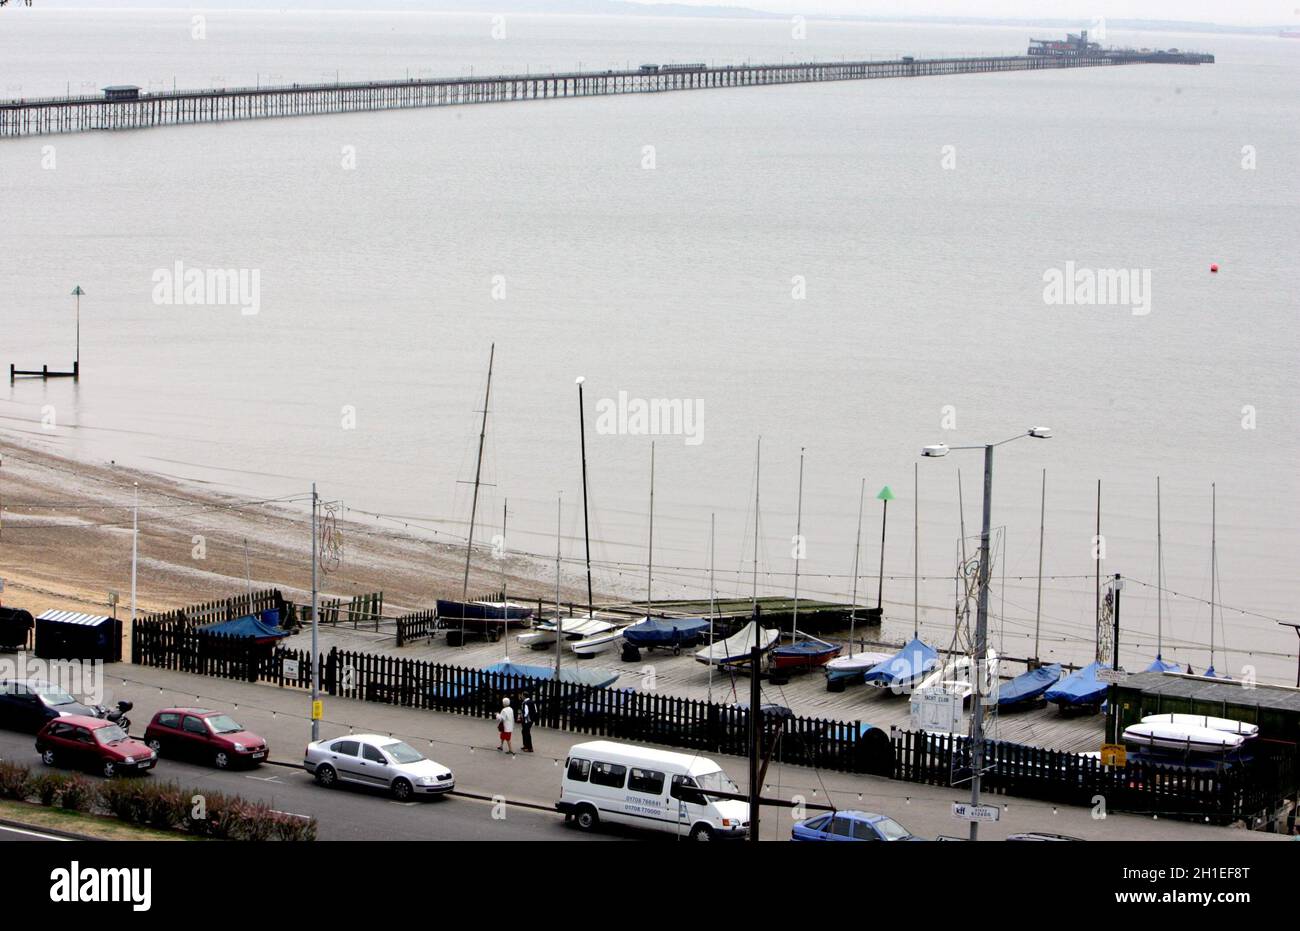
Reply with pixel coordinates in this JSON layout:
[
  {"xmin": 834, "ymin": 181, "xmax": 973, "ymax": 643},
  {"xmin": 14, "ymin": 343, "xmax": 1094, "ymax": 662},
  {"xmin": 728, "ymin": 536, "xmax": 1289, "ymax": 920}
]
[{"xmin": 1210, "ymin": 263, "xmax": 1219, "ymax": 273}]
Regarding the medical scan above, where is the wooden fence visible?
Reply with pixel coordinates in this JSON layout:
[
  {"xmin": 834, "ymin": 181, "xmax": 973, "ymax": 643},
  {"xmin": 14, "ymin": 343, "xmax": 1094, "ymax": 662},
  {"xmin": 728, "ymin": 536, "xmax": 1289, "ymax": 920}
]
[
  {"xmin": 892, "ymin": 728, "xmax": 1296, "ymax": 826},
  {"xmin": 394, "ymin": 610, "xmax": 436, "ymax": 647},
  {"xmin": 138, "ymin": 589, "xmax": 290, "ymax": 628},
  {"xmin": 316, "ymin": 592, "xmax": 384, "ymax": 630}
]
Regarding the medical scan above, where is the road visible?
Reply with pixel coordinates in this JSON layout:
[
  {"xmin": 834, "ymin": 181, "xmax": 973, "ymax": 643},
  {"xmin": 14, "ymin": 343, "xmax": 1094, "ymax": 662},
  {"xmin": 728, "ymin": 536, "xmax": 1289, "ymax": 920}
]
[{"xmin": 0, "ymin": 729, "xmax": 608, "ymax": 841}]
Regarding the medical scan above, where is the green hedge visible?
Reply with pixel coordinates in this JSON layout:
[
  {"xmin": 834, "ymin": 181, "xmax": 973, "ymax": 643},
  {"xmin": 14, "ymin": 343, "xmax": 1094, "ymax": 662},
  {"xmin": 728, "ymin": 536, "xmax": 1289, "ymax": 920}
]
[{"xmin": 0, "ymin": 760, "xmax": 315, "ymax": 840}]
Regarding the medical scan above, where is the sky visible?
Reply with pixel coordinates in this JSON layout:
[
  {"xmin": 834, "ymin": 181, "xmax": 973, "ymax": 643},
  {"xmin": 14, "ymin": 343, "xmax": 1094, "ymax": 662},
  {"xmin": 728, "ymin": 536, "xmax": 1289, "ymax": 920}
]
[{"xmin": 644, "ymin": 0, "xmax": 1296, "ymax": 27}]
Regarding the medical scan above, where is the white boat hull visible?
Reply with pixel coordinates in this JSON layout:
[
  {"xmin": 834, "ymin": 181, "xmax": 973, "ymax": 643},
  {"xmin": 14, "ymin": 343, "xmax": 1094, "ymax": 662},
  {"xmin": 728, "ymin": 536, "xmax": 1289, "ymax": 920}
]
[
  {"xmin": 519, "ymin": 616, "xmax": 614, "ymax": 648},
  {"xmin": 570, "ymin": 629, "xmax": 623, "ymax": 656},
  {"xmin": 1123, "ymin": 722, "xmax": 1247, "ymax": 753},
  {"xmin": 1139, "ymin": 713, "xmax": 1258, "ymax": 738},
  {"xmin": 825, "ymin": 651, "xmax": 893, "ymax": 675}
]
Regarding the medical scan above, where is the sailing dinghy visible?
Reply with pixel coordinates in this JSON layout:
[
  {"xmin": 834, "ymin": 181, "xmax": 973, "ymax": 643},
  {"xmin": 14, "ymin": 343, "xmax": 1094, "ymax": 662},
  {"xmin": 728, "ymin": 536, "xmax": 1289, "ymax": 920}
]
[
  {"xmin": 694, "ymin": 621, "xmax": 779, "ymax": 667},
  {"xmin": 1044, "ymin": 660, "xmax": 1108, "ymax": 710},
  {"xmin": 863, "ymin": 637, "xmax": 939, "ymax": 692},
  {"xmin": 997, "ymin": 663, "xmax": 1062, "ymax": 709},
  {"xmin": 517, "ymin": 616, "xmax": 614, "ymax": 649},
  {"xmin": 1122, "ymin": 721, "xmax": 1250, "ymax": 753},
  {"xmin": 1139, "ymin": 713, "xmax": 1258, "ymax": 738}
]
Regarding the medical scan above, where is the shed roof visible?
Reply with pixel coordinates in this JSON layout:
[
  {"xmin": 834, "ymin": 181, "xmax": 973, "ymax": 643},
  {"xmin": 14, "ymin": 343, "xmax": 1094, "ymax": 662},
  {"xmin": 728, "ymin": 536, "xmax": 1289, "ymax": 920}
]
[
  {"xmin": 35, "ymin": 609, "xmax": 113, "ymax": 628},
  {"xmin": 1118, "ymin": 670, "xmax": 1300, "ymax": 714}
]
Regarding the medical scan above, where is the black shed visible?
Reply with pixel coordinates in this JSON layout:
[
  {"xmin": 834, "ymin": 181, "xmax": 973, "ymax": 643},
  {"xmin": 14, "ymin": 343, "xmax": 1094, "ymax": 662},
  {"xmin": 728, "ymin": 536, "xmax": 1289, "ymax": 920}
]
[{"xmin": 34, "ymin": 610, "xmax": 122, "ymax": 662}]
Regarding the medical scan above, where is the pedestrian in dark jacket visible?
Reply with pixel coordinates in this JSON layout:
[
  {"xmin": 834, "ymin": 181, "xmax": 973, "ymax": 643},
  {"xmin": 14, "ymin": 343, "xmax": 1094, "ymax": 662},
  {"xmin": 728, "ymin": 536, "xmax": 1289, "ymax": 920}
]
[{"xmin": 520, "ymin": 692, "xmax": 536, "ymax": 752}]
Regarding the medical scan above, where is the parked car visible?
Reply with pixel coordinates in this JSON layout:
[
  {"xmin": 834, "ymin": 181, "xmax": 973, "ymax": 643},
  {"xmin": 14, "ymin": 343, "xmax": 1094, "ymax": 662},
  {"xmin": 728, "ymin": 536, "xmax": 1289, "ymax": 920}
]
[
  {"xmin": 144, "ymin": 708, "xmax": 268, "ymax": 769},
  {"xmin": 35, "ymin": 715, "xmax": 156, "ymax": 778},
  {"xmin": 791, "ymin": 810, "xmax": 924, "ymax": 842},
  {"xmin": 0, "ymin": 678, "xmax": 104, "ymax": 733},
  {"xmin": 304, "ymin": 734, "xmax": 454, "ymax": 800}
]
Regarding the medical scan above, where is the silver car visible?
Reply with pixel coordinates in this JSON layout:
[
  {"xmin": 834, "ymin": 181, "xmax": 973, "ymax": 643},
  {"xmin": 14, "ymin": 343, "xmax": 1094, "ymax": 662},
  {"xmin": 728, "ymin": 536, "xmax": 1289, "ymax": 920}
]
[{"xmin": 304, "ymin": 734, "xmax": 455, "ymax": 801}]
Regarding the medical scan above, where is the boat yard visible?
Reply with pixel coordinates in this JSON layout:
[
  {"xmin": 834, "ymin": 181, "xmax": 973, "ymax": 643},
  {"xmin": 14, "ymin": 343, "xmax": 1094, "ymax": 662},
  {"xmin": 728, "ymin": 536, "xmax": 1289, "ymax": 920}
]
[{"xmin": 306, "ymin": 617, "xmax": 1107, "ymax": 754}]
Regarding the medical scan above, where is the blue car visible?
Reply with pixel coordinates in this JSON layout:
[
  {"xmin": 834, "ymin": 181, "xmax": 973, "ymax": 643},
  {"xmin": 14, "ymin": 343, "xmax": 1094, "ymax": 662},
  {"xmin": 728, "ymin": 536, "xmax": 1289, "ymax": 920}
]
[{"xmin": 791, "ymin": 810, "xmax": 924, "ymax": 842}]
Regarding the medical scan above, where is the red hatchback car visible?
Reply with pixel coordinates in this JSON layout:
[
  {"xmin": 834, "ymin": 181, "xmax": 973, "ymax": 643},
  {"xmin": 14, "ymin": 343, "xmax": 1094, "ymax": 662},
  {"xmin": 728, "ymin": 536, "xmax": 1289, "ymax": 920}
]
[
  {"xmin": 35, "ymin": 715, "xmax": 157, "ymax": 778},
  {"xmin": 144, "ymin": 708, "xmax": 268, "ymax": 769}
]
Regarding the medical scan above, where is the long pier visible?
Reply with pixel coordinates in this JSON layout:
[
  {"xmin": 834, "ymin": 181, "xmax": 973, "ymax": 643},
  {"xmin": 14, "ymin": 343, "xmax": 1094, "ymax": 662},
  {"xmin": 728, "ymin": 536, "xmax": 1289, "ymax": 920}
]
[{"xmin": 0, "ymin": 50, "xmax": 1212, "ymax": 139}]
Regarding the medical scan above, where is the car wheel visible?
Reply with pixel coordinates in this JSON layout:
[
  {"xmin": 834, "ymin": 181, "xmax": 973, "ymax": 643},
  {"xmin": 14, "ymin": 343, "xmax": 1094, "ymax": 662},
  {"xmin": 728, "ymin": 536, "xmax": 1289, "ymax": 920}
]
[
  {"xmin": 391, "ymin": 778, "xmax": 413, "ymax": 801},
  {"xmin": 689, "ymin": 824, "xmax": 715, "ymax": 842},
  {"xmin": 574, "ymin": 805, "xmax": 599, "ymax": 832},
  {"xmin": 40, "ymin": 749, "xmax": 57, "ymax": 767},
  {"xmin": 214, "ymin": 751, "xmax": 231, "ymax": 770},
  {"xmin": 102, "ymin": 760, "xmax": 117, "ymax": 778},
  {"xmin": 146, "ymin": 738, "xmax": 163, "ymax": 755},
  {"xmin": 314, "ymin": 764, "xmax": 337, "ymax": 788}
]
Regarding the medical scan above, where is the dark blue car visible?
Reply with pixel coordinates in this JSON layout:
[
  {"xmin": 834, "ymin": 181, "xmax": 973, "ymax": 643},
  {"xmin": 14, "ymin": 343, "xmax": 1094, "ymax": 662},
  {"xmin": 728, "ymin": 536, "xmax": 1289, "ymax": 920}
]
[{"xmin": 791, "ymin": 810, "xmax": 923, "ymax": 842}]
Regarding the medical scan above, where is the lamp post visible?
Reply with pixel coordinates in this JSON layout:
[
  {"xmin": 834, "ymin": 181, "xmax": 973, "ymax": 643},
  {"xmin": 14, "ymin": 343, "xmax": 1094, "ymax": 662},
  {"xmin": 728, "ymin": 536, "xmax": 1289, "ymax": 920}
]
[{"xmin": 920, "ymin": 426, "xmax": 1052, "ymax": 841}]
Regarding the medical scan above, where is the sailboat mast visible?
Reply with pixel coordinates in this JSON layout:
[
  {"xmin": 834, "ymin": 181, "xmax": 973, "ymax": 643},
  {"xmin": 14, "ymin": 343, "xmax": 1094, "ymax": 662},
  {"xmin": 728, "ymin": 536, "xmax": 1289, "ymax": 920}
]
[
  {"xmin": 1210, "ymin": 482, "xmax": 1217, "ymax": 671},
  {"xmin": 576, "ymin": 377, "xmax": 594, "ymax": 619},
  {"xmin": 792, "ymin": 447, "xmax": 804, "ymax": 643},
  {"xmin": 849, "ymin": 477, "xmax": 865, "ymax": 653},
  {"xmin": 708, "ymin": 511, "xmax": 716, "ymax": 703},
  {"xmin": 1156, "ymin": 476, "xmax": 1163, "ymax": 659},
  {"xmin": 913, "ymin": 462, "xmax": 919, "ymax": 640},
  {"xmin": 647, "ymin": 442, "xmax": 655, "ymax": 615},
  {"xmin": 460, "ymin": 343, "xmax": 494, "ymax": 645},
  {"xmin": 1033, "ymin": 469, "xmax": 1045, "ymax": 662},
  {"xmin": 501, "ymin": 499, "xmax": 508, "ymax": 661},
  {"xmin": 554, "ymin": 493, "xmax": 563, "ymax": 677},
  {"xmin": 752, "ymin": 436, "xmax": 761, "ymax": 611},
  {"xmin": 1095, "ymin": 479, "xmax": 1102, "ymax": 662}
]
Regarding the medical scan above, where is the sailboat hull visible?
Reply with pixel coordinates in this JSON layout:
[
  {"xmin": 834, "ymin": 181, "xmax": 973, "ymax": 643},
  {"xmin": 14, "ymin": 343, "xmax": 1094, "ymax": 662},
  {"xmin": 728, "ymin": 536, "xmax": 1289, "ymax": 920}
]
[{"xmin": 771, "ymin": 639, "xmax": 842, "ymax": 670}]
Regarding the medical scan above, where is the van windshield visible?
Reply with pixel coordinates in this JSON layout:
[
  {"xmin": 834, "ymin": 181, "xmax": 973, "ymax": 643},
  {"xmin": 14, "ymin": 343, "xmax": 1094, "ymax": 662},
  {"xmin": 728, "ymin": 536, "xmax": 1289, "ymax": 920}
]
[{"xmin": 694, "ymin": 770, "xmax": 738, "ymax": 794}]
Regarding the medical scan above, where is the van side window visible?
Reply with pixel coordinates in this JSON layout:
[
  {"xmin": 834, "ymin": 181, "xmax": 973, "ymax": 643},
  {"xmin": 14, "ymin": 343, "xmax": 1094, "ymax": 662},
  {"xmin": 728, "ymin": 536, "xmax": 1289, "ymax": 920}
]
[
  {"xmin": 567, "ymin": 758, "xmax": 590, "ymax": 782},
  {"xmin": 628, "ymin": 768, "xmax": 665, "ymax": 795},
  {"xmin": 589, "ymin": 761, "xmax": 627, "ymax": 789},
  {"xmin": 670, "ymin": 774, "xmax": 706, "ymax": 806}
]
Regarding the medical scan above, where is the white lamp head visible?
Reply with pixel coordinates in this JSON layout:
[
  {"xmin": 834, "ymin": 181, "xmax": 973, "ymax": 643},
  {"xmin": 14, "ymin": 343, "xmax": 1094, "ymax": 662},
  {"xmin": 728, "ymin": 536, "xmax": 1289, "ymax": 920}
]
[
  {"xmin": 921, "ymin": 444, "xmax": 949, "ymax": 458},
  {"xmin": 575, "ymin": 376, "xmax": 585, "ymax": 385},
  {"xmin": 1028, "ymin": 426, "xmax": 1053, "ymax": 439}
]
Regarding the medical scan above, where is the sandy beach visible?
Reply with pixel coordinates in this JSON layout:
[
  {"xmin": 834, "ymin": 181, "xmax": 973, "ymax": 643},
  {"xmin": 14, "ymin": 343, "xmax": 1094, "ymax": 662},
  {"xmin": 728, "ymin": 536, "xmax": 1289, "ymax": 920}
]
[{"xmin": 0, "ymin": 430, "xmax": 585, "ymax": 624}]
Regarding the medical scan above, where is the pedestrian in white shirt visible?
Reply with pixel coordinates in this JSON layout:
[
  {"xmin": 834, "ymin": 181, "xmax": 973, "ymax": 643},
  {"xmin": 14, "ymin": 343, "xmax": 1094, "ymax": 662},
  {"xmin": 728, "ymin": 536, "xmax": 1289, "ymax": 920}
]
[{"xmin": 495, "ymin": 697, "xmax": 515, "ymax": 755}]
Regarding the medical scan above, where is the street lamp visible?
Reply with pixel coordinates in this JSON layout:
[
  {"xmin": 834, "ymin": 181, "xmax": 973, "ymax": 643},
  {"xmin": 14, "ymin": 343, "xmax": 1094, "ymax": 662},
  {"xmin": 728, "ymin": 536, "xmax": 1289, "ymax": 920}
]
[{"xmin": 920, "ymin": 426, "xmax": 1052, "ymax": 841}]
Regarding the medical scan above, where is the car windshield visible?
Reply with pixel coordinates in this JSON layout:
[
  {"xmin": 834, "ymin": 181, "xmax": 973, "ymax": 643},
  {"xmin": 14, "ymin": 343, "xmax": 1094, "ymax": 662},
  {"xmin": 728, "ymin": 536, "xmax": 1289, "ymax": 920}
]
[
  {"xmin": 94, "ymin": 724, "xmax": 129, "ymax": 745},
  {"xmin": 694, "ymin": 770, "xmax": 738, "ymax": 794},
  {"xmin": 205, "ymin": 714, "xmax": 243, "ymax": 734},
  {"xmin": 874, "ymin": 817, "xmax": 910, "ymax": 840},
  {"xmin": 382, "ymin": 741, "xmax": 424, "ymax": 764},
  {"xmin": 35, "ymin": 686, "xmax": 78, "ymax": 706}
]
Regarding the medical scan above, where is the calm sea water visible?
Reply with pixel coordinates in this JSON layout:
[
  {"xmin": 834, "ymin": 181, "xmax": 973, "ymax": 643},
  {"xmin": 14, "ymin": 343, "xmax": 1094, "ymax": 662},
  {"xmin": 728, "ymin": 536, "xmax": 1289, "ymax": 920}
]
[{"xmin": 2, "ymin": 11, "xmax": 1297, "ymax": 682}]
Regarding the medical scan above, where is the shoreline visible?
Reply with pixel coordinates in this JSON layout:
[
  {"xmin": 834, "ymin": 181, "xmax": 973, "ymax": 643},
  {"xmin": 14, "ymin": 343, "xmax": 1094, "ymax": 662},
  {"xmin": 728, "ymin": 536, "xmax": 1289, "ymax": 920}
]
[{"xmin": 0, "ymin": 430, "xmax": 590, "ymax": 623}]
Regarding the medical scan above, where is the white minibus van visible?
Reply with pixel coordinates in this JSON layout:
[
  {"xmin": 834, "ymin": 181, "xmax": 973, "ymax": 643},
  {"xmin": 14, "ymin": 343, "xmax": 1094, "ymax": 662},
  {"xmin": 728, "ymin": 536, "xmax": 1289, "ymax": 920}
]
[{"xmin": 557, "ymin": 740, "xmax": 750, "ymax": 841}]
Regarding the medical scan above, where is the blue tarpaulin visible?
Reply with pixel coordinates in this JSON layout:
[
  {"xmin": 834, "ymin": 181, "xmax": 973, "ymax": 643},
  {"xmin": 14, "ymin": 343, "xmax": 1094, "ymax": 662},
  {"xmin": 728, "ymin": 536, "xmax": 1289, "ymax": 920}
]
[
  {"xmin": 622, "ymin": 617, "xmax": 710, "ymax": 648},
  {"xmin": 199, "ymin": 613, "xmax": 289, "ymax": 641},
  {"xmin": 997, "ymin": 663, "xmax": 1062, "ymax": 707},
  {"xmin": 1045, "ymin": 660, "xmax": 1108, "ymax": 707},
  {"xmin": 863, "ymin": 637, "xmax": 939, "ymax": 690},
  {"xmin": 481, "ymin": 661, "xmax": 619, "ymax": 689},
  {"xmin": 1145, "ymin": 656, "xmax": 1181, "ymax": 673}
]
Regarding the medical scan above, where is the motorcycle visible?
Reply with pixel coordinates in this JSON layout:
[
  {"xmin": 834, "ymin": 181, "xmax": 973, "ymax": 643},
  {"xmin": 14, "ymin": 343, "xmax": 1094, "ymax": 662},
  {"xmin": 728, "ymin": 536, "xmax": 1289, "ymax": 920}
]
[{"xmin": 94, "ymin": 699, "xmax": 134, "ymax": 734}]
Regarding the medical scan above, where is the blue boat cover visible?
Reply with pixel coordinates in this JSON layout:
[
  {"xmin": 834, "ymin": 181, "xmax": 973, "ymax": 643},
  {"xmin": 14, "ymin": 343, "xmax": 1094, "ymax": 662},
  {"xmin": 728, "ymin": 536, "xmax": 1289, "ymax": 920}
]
[
  {"xmin": 1145, "ymin": 656, "xmax": 1181, "ymax": 673},
  {"xmin": 481, "ymin": 661, "xmax": 619, "ymax": 689},
  {"xmin": 863, "ymin": 637, "xmax": 939, "ymax": 688},
  {"xmin": 622, "ymin": 617, "xmax": 710, "ymax": 647},
  {"xmin": 1203, "ymin": 665, "xmax": 1230, "ymax": 680},
  {"xmin": 773, "ymin": 639, "xmax": 839, "ymax": 658},
  {"xmin": 199, "ymin": 613, "xmax": 289, "ymax": 640},
  {"xmin": 1045, "ymin": 661, "xmax": 1108, "ymax": 706},
  {"xmin": 997, "ymin": 664, "xmax": 1062, "ymax": 706}
]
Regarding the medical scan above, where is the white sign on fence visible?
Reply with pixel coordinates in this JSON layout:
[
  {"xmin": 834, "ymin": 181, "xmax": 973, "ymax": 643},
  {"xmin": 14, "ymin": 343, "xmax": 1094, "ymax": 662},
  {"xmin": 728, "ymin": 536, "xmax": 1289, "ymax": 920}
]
[
  {"xmin": 1097, "ymin": 668, "xmax": 1128, "ymax": 685},
  {"xmin": 952, "ymin": 802, "xmax": 1001, "ymax": 823},
  {"xmin": 911, "ymin": 687, "xmax": 963, "ymax": 734},
  {"xmin": 283, "ymin": 658, "xmax": 300, "ymax": 679}
]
